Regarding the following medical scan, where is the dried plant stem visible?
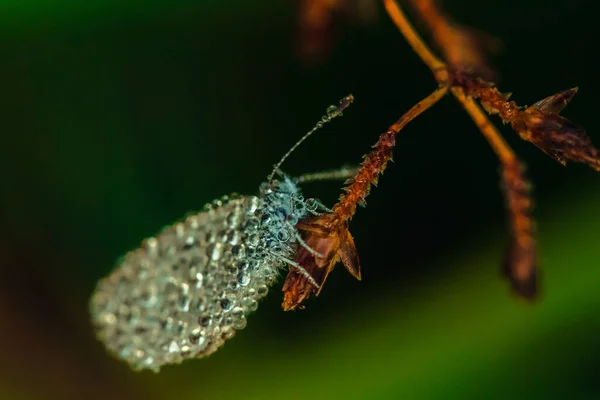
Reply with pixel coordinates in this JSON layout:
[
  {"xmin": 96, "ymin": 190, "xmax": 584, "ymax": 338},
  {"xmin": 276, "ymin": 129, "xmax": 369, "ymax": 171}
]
[
  {"xmin": 451, "ymin": 90, "xmax": 516, "ymax": 164},
  {"xmin": 383, "ymin": 0, "xmax": 444, "ymax": 71},
  {"xmin": 332, "ymin": 85, "xmax": 448, "ymax": 223}
]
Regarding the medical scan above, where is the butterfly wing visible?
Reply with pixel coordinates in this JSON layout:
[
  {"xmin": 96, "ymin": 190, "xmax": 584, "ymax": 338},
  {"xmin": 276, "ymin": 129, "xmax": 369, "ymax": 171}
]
[{"xmin": 90, "ymin": 196, "xmax": 271, "ymax": 371}]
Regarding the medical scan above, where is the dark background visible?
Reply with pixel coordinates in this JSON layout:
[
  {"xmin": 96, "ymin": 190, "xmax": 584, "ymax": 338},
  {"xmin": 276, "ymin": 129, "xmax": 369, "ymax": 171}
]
[{"xmin": 1, "ymin": 0, "xmax": 599, "ymax": 399}]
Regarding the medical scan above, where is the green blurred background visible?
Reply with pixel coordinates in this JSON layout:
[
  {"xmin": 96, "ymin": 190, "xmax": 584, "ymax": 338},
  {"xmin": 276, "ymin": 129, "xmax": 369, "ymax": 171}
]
[{"xmin": 1, "ymin": 0, "xmax": 599, "ymax": 399}]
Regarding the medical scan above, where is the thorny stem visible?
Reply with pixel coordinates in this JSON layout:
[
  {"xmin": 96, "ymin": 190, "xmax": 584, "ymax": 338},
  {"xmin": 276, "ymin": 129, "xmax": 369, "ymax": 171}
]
[{"xmin": 332, "ymin": 85, "xmax": 448, "ymax": 223}]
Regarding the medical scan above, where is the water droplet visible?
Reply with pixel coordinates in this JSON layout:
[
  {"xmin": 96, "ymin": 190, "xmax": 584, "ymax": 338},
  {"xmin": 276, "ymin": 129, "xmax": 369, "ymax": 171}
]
[
  {"xmin": 220, "ymin": 297, "xmax": 234, "ymax": 312},
  {"xmin": 180, "ymin": 345, "xmax": 192, "ymax": 357},
  {"xmin": 199, "ymin": 315, "xmax": 212, "ymax": 327},
  {"xmin": 276, "ymin": 230, "xmax": 289, "ymax": 242},
  {"xmin": 242, "ymin": 297, "xmax": 258, "ymax": 312},
  {"xmin": 142, "ymin": 356, "xmax": 154, "ymax": 367},
  {"xmin": 227, "ymin": 212, "xmax": 241, "ymax": 229},
  {"xmin": 231, "ymin": 244, "xmax": 244, "ymax": 257},
  {"xmin": 174, "ymin": 223, "xmax": 185, "ymax": 238},
  {"xmin": 190, "ymin": 270, "xmax": 204, "ymax": 289},
  {"xmin": 191, "ymin": 296, "xmax": 206, "ymax": 312},
  {"xmin": 177, "ymin": 297, "xmax": 190, "ymax": 312},
  {"xmin": 120, "ymin": 345, "xmax": 133, "ymax": 358},
  {"xmin": 247, "ymin": 233, "xmax": 260, "ymax": 247},
  {"xmin": 168, "ymin": 341, "xmax": 179, "ymax": 353},
  {"xmin": 161, "ymin": 316, "xmax": 175, "ymax": 332},
  {"xmin": 186, "ymin": 214, "xmax": 199, "ymax": 229},
  {"xmin": 145, "ymin": 237, "xmax": 159, "ymax": 256},
  {"xmin": 237, "ymin": 273, "xmax": 250, "ymax": 286},
  {"xmin": 233, "ymin": 316, "xmax": 247, "ymax": 330},
  {"xmin": 231, "ymin": 307, "xmax": 244, "ymax": 319},
  {"xmin": 189, "ymin": 329, "xmax": 202, "ymax": 344},
  {"xmin": 212, "ymin": 312, "xmax": 223, "ymax": 325},
  {"xmin": 183, "ymin": 236, "xmax": 196, "ymax": 250},
  {"xmin": 100, "ymin": 312, "xmax": 117, "ymax": 325},
  {"xmin": 228, "ymin": 230, "xmax": 241, "ymax": 246},
  {"xmin": 211, "ymin": 242, "xmax": 224, "ymax": 261},
  {"xmin": 220, "ymin": 326, "xmax": 235, "ymax": 340},
  {"xmin": 226, "ymin": 264, "xmax": 239, "ymax": 275},
  {"xmin": 326, "ymin": 104, "xmax": 338, "ymax": 116},
  {"xmin": 177, "ymin": 320, "xmax": 187, "ymax": 335},
  {"xmin": 245, "ymin": 216, "xmax": 260, "ymax": 231},
  {"xmin": 244, "ymin": 197, "xmax": 260, "ymax": 214},
  {"xmin": 257, "ymin": 285, "xmax": 268, "ymax": 298}
]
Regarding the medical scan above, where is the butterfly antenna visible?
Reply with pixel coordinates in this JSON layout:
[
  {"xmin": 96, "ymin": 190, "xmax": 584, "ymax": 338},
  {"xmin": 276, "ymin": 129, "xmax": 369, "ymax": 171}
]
[{"xmin": 267, "ymin": 94, "xmax": 354, "ymax": 183}]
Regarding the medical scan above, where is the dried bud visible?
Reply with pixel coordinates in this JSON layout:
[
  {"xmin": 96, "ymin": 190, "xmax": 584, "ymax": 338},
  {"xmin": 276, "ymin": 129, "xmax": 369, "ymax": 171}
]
[{"xmin": 511, "ymin": 88, "xmax": 600, "ymax": 170}]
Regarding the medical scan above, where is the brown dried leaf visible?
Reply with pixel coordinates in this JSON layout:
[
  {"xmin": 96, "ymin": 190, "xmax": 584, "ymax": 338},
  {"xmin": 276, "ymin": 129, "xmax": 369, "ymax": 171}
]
[
  {"xmin": 530, "ymin": 86, "xmax": 578, "ymax": 114},
  {"xmin": 511, "ymin": 88, "xmax": 600, "ymax": 170},
  {"xmin": 282, "ymin": 214, "xmax": 360, "ymax": 311}
]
